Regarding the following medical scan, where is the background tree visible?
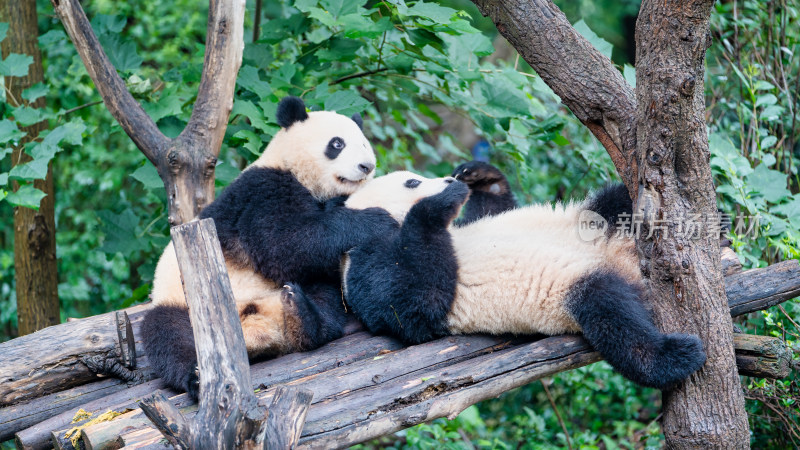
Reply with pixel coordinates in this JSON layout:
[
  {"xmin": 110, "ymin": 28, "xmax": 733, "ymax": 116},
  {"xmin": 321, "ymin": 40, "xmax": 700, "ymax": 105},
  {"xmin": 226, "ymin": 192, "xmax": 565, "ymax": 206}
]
[{"xmin": 0, "ymin": 0, "xmax": 59, "ymax": 335}]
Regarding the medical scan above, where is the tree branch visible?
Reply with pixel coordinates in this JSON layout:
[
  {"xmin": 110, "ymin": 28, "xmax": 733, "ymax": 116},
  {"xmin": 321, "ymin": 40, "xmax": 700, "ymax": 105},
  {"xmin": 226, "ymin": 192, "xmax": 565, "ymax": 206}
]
[
  {"xmin": 470, "ymin": 0, "xmax": 638, "ymax": 195},
  {"xmin": 178, "ymin": 0, "xmax": 245, "ymax": 152},
  {"xmin": 48, "ymin": 0, "xmax": 169, "ymax": 165}
]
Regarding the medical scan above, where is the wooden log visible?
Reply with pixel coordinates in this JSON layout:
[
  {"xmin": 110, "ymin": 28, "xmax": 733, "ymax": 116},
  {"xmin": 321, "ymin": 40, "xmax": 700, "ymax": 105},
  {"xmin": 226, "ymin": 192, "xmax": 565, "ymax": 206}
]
[
  {"xmin": 733, "ymin": 333, "xmax": 792, "ymax": 379},
  {"xmin": 0, "ymin": 303, "xmax": 152, "ymax": 408},
  {"xmin": 12, "ymin": 333, "xmax": 399, "ymax": 450},
  {"xmin": 727, "ymin": 260, "xmax": 800, "ymax": 317},
  {"xmin": 299, "ymin": 336, "xmax": 600, "ymax": 448},
  {"xmin": 264, "ymin": 387, "xmax": 313, "ymax": 450},
  {"xmin": 721, "ymin": 247, "xmax": 743, "ymax": 276},
  {"xmin": 79, "ymin": 328, "xmax": 507, "ymax": 449},
  {"xmin": 139, "ymin": 219, "xmax": 267, "ymax": 448}
]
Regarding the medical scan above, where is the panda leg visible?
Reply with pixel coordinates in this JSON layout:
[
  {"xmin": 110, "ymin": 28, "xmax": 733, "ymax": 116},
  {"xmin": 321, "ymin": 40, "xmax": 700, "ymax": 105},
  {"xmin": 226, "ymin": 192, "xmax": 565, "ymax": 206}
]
[
  {"xmin": 281, "ymin": 283, "xmax": 347, "ymax": 351},
  {"xmin": 141, "ymin": 305, "xmax": 200, "ymax": 400},
  {"xmin": 565, "ymin": 270, "xmax": 707, "ymax": 390}
]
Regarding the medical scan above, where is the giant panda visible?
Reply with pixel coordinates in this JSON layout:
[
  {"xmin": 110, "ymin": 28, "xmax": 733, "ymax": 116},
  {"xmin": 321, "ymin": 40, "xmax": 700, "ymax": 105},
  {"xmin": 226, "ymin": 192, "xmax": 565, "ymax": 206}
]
[
  {"xmin": 451, "ymin": 160, "xmax": 517, "ymax": 226},
  {"xmin": 341, "ymin": 170, "xmax": 707, "ymax": 390},
  {"xmin": 142, "ymin": 96, "xmax": 397, "ymax": 399}
]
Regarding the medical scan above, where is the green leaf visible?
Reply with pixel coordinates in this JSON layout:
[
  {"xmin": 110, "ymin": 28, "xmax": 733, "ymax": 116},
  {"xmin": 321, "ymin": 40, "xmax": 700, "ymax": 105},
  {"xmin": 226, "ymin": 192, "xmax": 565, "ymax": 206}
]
[
  {"xmin": 759, "ymin": 105, "xmax": 784, "ymax": 122},
  {"xmin": 8, "ymin": 158, "xmax": 49, "ymax": 181},
  {"xmin": 773, "ymin": 197, "xmax": 800, "ymax": 228},
  {"xmin": 405, "ymin": 2, "xmax": 458, "ymax": 23},
  {"xmin": 22, "ymin": 83, "xmax": 48, "ymax": 103},
  {"xmin": 323, "ymin": 91, "xmax": 371, "ymax": 116},
  {"xmin": 755, "ymin": 93, "xmax": 777, "ymax": 108},
  {"xmin": 320, "ymin": 0, "xmax": 363, "ymax": 18},
  {"xmin": 12, "ymin": 106, "xmax": 45, "ymax": 127},
  {"xmin": 0, "ymin": 173, "xmax": 7, "ymax": 185},
  {"xmin": 623, "ymin": 64, "xmax": 636, "ymax": 88},
  {"xmin": 0, "ymin": 23, "xmax": 8, "ymax": 43},
  {"xmin": 754, "ymin": 80, "xmax": 775, "ymax": 91},
  {"xmin": 760, "ymin": 135, "xmax": 778, "ymax": 150},
  {"xmin": 0, "ymin": 53, "xmax": 34, "ymax": 77},
  {"xmin": 38, "ymin": 29, "xmax": 65, "ymax": 46},
  {"xmin": 215, "ymin": 162, "xmax": 241, "ymax": 186},
  {"xmin": 0, "ymin": 119, "xmax": 26, "ymax": 144},
  {"xmin": 233, "ymin": 100, "xmax": 271, "ymax": 133},
  {"xmin": 237, "ymin": 65, "xmax": 272, "ymax": 99},
  {"xmin": 41, "ymin": 120, "xmax": 86, "ymax": 149},
  {"xmin": 98, "ymin": 34, "xmax": 143, "ymax": 72},
  {"xmin": 316, "ymin": 37, "xmax": 362, "ymax": 62},
  {"xmin": 709, "ymin": 132, "xmax": 752, "ymax": 176},
  {"xmin": 91, "ymin": 14, "xmax": 126, "ymax": 34},
  {"xmin": 232, "ymin": 129, "xmax": 264, "ymax": 156},
  {"xmin": 97, "ymin": 209, "xmax": 149, "ymax": 255},
  {"xmin": 746, "ymin": 163, "xmax": 791, "ymax": 203},
  {"xmin": 144, "ymin": 91, "xmax": 184, "ymax": 123},
  {"xmin": 5, "ymin": 185, "xmax": 47, "ymax": 210},
  {"xmin": 573, "ymin": 20, "xmax": 613, "ymax": 59},
  {"xmin": 131, "ymin": 163, "xmax": 164, "ymax": 189}
]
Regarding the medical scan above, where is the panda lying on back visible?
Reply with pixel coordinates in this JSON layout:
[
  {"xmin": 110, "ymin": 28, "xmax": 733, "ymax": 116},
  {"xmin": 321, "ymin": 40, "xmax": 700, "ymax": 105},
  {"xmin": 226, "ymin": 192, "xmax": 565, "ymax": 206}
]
[
  {"xmin": 342, "ymin": 170, "xmax": 707, "ymax": 390},
  {"xmin": 142, "ymin": 97, "xmax": 396, "ymax": 399}
]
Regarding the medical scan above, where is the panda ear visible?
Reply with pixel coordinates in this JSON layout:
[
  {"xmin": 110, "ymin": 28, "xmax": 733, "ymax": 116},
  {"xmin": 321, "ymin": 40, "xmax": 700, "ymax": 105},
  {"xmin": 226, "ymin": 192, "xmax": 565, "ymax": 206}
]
[
  {"xmin": 277, "ymin": 96, "xmax": 309, "ymax": 128},
  {"xmin": 350, "ymin": 112, "xmax": 363, "ymax": 130}
]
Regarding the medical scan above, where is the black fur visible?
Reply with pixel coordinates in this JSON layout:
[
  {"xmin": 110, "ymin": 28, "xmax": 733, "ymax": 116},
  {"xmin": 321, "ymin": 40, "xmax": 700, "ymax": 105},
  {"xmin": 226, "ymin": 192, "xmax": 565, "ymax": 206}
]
[
  {"xmin": 583, "ymin": 183, "xmax": 633, "ymax": 236},
  {"xmin": 282, "ymin": 283, "xmax": 349, "ymax": 350},
  {"xmin": 199, "ymin": 167, "xmax": 397, "ymax": 286},
  {"xmin": 276, "ymin": 96, "xmax": 309, "ymax": 128},
  {"xmin": 564, "ymin": 270, "xmax": 707, "ymax": 390},
  {"xmin": 345, "ymin": 181, "xmax": 469, "ymax": 344},
  {"xmin": 325, "ymin": 137, "xmax": 345, "ymax": 160},
  {"xmin": 143, "ymin": 167, "xmax": 398, "ymax": 400},
  {"xmin": 351, "ymin": 113, "xmax": 363, "ymax": 129},
  {"xmin": 141, "ymin": 305, "xmax": 200, "ymax": 399},
  {"xmin": 452, "ymin": 161, "xmax": 517, "ymax": 226}
]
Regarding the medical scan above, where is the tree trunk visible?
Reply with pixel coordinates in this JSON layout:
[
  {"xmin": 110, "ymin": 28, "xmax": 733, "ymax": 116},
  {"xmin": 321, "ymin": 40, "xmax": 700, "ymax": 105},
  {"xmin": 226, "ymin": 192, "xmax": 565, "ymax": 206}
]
[
  {"xmin": 635, "ymin": 1, "xmax": 749, "ymax": 447},
  {"xmin": 1, "ymin": 0, "xmax": 60, "ymax": 335}
]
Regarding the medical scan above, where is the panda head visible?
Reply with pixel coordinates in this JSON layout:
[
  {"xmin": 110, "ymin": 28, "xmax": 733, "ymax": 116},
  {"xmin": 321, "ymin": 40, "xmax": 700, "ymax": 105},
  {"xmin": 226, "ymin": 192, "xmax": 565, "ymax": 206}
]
[
  {"xmin": 251, "ymin": 96, "xmax": 376, "ymax": 200},
  {"xmin": 345, "ymin": 171, "xmax": 457, "ymax": 223}
]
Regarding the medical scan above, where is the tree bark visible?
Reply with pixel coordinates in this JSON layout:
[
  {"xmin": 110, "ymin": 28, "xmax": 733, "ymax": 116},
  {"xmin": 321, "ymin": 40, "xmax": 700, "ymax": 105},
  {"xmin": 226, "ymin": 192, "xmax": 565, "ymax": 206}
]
[
  {"xmin": 470, "ymin": 0, "xmax": 638, "ymax": 195},
  {"xmin": 1, "ymin": 0, "xmax": 60, "ymax": 335},
  {"xmin": 635, "ymin": 0, "xmax": 749, "ymax": 447},
  {"xmin": 50, "ymin": 0, "xmax": 245, "ymax": 226}
]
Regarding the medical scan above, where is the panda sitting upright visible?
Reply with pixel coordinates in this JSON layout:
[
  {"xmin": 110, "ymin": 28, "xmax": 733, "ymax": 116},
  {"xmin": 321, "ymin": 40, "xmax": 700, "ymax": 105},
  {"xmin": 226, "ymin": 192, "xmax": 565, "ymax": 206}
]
[
  {"xmin": 342, "ymin": 169, "xmax": 707, "ymax": 390},
  {"xmin": 142, "ymin": 97, "xmax": 396, "ymax": 399}
]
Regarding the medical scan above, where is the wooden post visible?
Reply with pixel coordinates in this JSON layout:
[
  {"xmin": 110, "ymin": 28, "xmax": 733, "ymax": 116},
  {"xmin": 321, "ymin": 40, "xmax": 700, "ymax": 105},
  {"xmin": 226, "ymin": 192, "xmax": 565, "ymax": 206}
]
[{"xmin": 138, "ymin": 219, "xmax": 313, "ymax": 448}]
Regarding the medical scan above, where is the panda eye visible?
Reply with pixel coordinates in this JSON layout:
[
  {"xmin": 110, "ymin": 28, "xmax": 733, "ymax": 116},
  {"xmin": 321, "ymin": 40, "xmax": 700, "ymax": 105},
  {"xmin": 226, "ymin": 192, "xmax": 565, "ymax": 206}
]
[
  {"xmin": 325, "ymin": 137, "xmax": 346, "ymax": 159},
  {"xmin": 404, "ymin": 179, "xmax": 421, "ymax": 189}
]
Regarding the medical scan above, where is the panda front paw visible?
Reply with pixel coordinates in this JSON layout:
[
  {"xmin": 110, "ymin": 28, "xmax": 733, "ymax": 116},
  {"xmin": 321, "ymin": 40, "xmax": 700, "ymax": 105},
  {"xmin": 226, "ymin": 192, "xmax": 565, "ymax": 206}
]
[
  {"xmin": 412, "ymin": 181, "xmax": 470, "ymax": 228},
  {"xmin": 452, "ymin": 161, "xmax": 505, "ymax": 188}
]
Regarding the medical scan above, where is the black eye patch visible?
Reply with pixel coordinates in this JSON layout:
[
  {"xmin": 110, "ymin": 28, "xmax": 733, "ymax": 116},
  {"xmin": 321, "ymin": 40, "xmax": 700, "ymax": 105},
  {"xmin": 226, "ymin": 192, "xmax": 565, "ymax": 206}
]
[
  {"xmin": 325, "ymin": 137, "xmax": 346, "ymax": 159},
  {"xmin": 405, "ymin": 179, "xmax": 421, "ymax": 188}
]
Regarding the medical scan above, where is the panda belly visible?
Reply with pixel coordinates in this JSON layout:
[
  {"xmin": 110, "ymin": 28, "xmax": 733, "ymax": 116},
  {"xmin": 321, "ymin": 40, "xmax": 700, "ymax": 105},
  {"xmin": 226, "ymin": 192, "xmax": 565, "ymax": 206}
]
[
  {"xmin": 445, "ymin": 204, "xmax": 639, "ymax": 336},
  {"xmin": 151, "ymin": 242, "xmax": 290, "ymax": 357}
]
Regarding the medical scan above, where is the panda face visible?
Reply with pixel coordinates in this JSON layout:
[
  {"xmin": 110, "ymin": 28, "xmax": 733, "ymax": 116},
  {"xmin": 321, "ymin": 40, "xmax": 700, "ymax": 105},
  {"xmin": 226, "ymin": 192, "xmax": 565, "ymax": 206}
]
[
  {"xmin": 251, "ymin": 97, "xmax": 376, "ymax": 200},
  {"xmin": 345, "ymin": 171, "xmax": 456, "ymax": 222}
]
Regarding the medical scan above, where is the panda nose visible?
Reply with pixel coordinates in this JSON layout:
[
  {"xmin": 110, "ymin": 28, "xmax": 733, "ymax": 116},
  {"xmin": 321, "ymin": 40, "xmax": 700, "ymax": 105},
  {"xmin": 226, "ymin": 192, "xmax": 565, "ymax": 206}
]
[
  {"xmin": 444, "ymin": 177, "xmax": 455, "ymax": 184},
  {"xmin": 358, "ymin": 162, "xmax": 375, "ymax": 175}
]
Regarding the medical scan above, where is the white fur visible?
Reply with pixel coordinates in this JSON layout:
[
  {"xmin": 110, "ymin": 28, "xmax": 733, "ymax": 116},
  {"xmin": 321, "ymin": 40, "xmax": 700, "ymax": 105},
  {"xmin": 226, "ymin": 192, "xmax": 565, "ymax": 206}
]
[
  {"xmin": 344, "ymin": 171, "xmax": 454, "ymax": 222},
  {"xmin": 251, "ymin": 110, "xmax": 376, "ymax": 199},
  {"xmin": 151, "ymin": 109, "xmax": 374, "ymax": 355},
  {"xmin": 342, "ymin": 171, "xmax": 641, "ymax": 337}
]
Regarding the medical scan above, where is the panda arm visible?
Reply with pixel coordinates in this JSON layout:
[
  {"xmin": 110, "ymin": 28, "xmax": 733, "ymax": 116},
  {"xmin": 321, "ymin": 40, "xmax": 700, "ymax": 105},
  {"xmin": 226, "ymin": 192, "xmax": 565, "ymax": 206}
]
[{"xmin": 345, "ymin": 182, "xmax": 468, "ymax": 344}]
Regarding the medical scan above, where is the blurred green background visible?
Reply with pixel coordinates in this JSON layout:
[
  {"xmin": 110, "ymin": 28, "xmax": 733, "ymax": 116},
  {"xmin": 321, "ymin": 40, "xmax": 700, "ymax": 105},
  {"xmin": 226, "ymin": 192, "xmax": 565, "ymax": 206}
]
[{"xmin": 1, "ymin": 0, "xmax": 797, "ymax": 447}]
